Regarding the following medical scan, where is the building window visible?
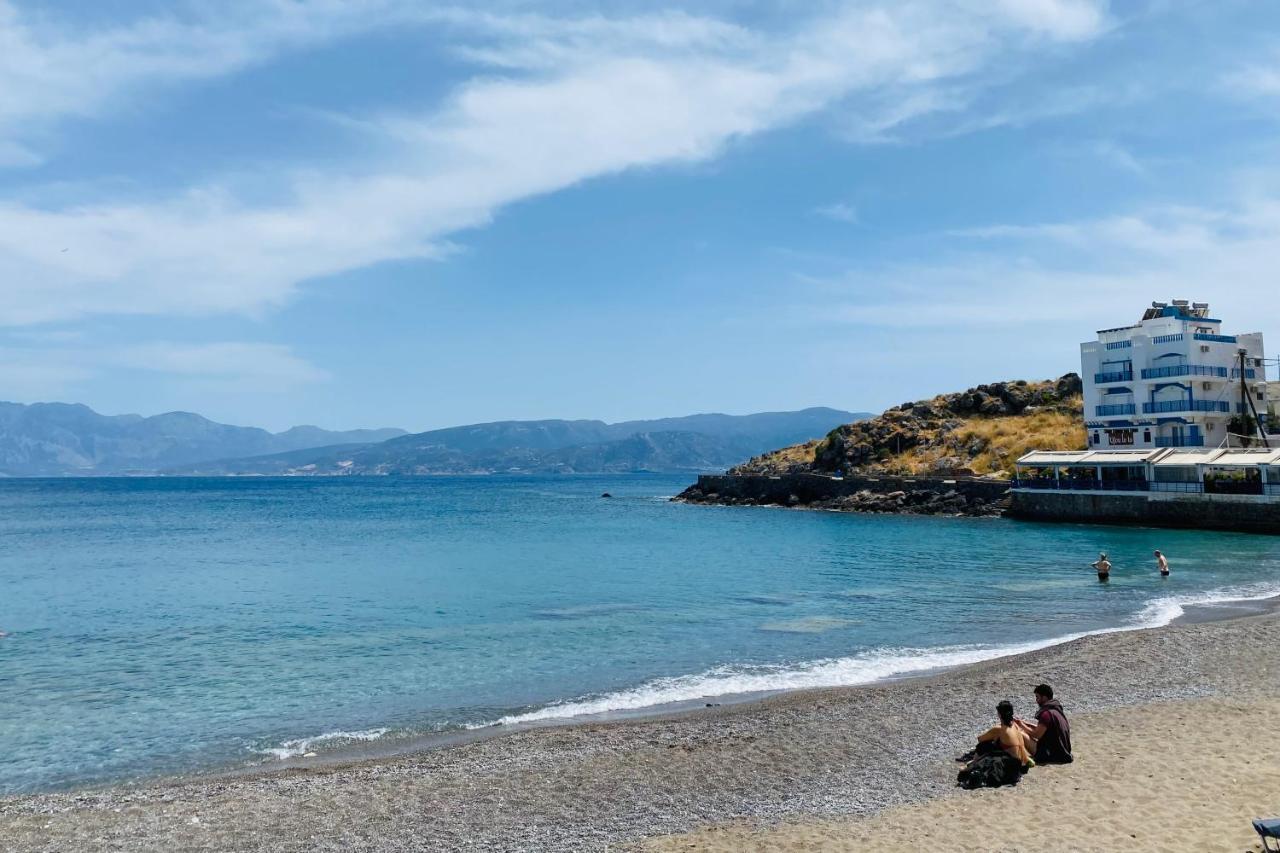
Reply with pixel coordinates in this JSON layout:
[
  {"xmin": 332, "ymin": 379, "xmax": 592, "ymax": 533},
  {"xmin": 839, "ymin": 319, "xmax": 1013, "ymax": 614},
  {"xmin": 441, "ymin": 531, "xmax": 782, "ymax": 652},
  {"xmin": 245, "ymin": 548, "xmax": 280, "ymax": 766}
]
[
  {"xmin": 1143, "ymin": 429, "xmax": 1151, "ymax": 443},
  {"xmin": 1208, "ymin": 423, "xmax": 1214, "ymax": 431},
  {"xmin": 1259, "ymin": 391, "xmax": 1265, "ymax": 400}
]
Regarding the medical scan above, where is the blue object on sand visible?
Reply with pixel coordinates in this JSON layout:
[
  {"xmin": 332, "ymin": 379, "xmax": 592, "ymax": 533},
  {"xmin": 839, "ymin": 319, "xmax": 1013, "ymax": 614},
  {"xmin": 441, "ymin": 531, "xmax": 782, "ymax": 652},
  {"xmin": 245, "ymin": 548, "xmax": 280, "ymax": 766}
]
[{"xmin": 1255, "ymin": 818, "xmax": 1280, "ymax": 852}]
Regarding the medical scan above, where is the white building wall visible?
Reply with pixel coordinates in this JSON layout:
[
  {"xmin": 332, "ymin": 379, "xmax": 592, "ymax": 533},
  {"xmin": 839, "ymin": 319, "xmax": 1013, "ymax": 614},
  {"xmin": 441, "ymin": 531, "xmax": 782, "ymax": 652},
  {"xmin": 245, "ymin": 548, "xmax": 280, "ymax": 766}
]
[{"xmin": 1080, "ymin": 304, "xmax": 1267, "ymax": 450}]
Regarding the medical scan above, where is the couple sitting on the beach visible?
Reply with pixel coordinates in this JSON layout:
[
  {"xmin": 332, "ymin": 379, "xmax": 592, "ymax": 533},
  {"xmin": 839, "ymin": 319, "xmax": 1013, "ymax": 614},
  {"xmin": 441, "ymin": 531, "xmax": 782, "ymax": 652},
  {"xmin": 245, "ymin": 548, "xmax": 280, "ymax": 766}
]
[
  {"xmin": 959, "ymin": 684, "xmax": 1072, "ymax": 788},
  {"xmin": 978, "ymin": 683, "xmax": 1073, "ymax": 768}
]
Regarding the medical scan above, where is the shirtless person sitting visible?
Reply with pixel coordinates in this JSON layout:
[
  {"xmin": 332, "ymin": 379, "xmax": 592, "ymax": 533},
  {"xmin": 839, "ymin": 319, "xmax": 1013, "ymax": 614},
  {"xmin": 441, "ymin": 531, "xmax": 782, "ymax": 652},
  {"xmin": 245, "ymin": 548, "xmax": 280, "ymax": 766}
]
[{"xmin": 976, "ymin": 700, "xmax": 1035, "ymax": 769}]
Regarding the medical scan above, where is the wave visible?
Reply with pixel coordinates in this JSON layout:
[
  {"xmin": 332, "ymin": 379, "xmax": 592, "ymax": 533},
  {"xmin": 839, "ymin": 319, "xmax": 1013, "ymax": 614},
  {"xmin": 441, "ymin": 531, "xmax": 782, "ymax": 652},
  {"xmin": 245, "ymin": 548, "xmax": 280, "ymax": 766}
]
[
  {"xmin": 1129, "ymin": 580, "xmax": 1280, "ymax": 627},
  {"xmin": 484, "ymin": 580, "xmax": 1280, "ymax": 728},
  {"xmin": 256, "ymin": 727, "xmax": 390, "ymax": 760}
]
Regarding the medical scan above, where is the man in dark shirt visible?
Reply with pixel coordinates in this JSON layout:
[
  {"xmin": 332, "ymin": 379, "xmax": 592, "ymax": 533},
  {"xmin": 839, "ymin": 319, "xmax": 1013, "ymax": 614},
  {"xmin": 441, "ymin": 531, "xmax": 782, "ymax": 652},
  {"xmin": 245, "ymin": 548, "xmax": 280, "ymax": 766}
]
[{"xmin": 1017, "ymin": 683, "xmax": 1073, "ymax": 764}]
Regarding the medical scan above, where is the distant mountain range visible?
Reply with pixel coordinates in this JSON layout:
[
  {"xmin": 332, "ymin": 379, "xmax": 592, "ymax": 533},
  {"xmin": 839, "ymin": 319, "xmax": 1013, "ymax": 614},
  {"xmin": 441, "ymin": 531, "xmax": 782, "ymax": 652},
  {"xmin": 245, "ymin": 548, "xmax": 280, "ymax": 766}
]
[
  {"xmin": 0, "ymin": 402, "xmax": 405, "ymax": 476},
  {"xmin": 0, "ymin": 402, "xmax": 868, "ymax": 476},
  {"xmin": 174, "ymin": 408, "xmax": 869, "ymax": 476}
]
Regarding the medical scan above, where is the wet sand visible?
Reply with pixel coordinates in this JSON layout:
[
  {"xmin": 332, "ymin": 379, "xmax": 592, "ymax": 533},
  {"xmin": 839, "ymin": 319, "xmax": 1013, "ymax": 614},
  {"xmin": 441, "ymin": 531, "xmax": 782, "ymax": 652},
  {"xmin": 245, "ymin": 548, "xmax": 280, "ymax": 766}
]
[{"xmin": 2, "ymin": 606, "xmax": 1278, "ymax": 851}]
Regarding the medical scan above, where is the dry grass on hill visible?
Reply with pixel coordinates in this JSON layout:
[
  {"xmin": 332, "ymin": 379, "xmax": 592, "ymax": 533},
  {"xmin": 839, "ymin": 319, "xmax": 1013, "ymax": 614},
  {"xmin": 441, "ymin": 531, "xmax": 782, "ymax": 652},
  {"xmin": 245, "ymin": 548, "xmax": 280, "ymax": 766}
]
[
  {"xmin": 735, "ymin": 385, "xmax": 1085, "ymax": 479},
  {"xmin": 889, "ymin": 404, "xmax": 1086, "ymax": 477}
]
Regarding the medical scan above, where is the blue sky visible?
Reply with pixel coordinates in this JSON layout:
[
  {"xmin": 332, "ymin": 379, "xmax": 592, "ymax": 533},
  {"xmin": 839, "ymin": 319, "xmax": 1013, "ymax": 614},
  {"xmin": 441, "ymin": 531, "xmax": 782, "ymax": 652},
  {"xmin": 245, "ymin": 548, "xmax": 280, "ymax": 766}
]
[{"xmin": 2, "ymin": 0, "xmax": 1279, "ymax": 431}]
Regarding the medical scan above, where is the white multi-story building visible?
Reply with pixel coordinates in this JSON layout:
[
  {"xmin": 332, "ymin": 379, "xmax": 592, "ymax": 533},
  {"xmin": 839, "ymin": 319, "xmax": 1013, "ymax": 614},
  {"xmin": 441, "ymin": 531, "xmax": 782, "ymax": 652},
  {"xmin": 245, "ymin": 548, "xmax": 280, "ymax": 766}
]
[{"xmin": 1080, "ymin": 300, "xmax": 1267, "ymax": 449}]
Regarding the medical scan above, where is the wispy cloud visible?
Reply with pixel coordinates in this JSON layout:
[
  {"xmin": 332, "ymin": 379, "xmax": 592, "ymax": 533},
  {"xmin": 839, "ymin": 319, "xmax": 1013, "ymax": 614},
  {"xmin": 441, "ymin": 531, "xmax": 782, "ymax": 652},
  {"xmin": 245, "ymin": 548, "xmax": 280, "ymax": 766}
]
[
  {"xmin": 0, "ymin": 340, "xmax": 326, "ymax": 398},
  {"xmin": 0, "ymin": 0, "xmax": 1112, "ymax": 326},
  {"xmin": 813, "ymin": 202, "xmax": 860, "ymax": 223},
  {"xmin": 791, "ymin": 193, "xmax": 1280, "ymax": 332},
  {"xmin": 1222, "ymin": 48, "xmax": 1280, "ymax": 99},
  {"xmin": 0, "ymin": 0, "xmax": 429, "ymax": 148}
]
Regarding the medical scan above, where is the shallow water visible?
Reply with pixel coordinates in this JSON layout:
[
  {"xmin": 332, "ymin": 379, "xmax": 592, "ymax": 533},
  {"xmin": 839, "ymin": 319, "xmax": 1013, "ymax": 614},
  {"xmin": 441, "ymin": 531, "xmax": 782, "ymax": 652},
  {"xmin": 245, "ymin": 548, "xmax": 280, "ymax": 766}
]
[{"xmin": 1, "ymin": 475, "xmax": 1278, "ymax": 793}]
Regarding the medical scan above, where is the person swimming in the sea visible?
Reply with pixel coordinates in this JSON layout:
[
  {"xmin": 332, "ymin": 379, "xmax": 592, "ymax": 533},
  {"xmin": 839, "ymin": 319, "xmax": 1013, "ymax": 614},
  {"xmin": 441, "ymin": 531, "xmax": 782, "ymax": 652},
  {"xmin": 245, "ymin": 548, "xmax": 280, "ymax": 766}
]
[
  {"xmin": 1154, "ymin": 549, "xmax": 1169, "ymax": 577},
  {"xmin": 1091, "ymin": 552, "xmax": 1112, "ymax": 582}
]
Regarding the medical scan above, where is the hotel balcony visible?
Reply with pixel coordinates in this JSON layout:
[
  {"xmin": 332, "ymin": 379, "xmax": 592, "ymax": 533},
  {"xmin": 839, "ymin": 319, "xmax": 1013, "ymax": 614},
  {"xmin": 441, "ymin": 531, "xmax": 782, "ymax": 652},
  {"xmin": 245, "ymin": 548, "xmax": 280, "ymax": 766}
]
[
  {"xmin": 1230, "ymin": 368, "xmax": 1257, "ymax": 379},
  {"xmin": 1095, "ymin": 403, "xmax": 1136, "ymax": 416},
  {"xmin": 1139, "ymin": 364, "xmax": 1227, "ymax": 379},
  {"xmin": 1154, "ymin": 435, "xmax": 1205, "ymax": 448},
  {"xmin": 1093, "ymin": 370, "xmax": 1133, "ymax": 384},
  {"xmin": 1142, "ymin": 400, "xmax": 1230, "ymax": 414}
]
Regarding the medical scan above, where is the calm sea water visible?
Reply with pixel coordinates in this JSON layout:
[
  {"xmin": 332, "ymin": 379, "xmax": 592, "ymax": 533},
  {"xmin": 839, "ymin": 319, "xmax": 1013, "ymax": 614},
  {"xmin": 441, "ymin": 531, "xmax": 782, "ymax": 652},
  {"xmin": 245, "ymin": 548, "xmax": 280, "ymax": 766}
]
[{"xmin": 2, "ymin": 475, "xmax": 1279, "ymax": 793}]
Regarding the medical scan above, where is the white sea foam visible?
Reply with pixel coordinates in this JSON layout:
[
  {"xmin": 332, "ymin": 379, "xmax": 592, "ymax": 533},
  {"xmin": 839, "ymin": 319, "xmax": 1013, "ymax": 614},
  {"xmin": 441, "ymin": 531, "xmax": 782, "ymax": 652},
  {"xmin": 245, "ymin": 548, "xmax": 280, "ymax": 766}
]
[
  {"xmin": 759, "ymin": 616, "xmax": 860, "ymax": 634},
  {"xmin": 1129, "ymin": 580, "xmax": 1280, "ymax": 628},
  {"xmin": 483, "ymin": 581, "xmax": 1280, "ymax": 728},
  {"xmin": 257, "ymin": 728, "xmax": 390, "ymax": 760}
]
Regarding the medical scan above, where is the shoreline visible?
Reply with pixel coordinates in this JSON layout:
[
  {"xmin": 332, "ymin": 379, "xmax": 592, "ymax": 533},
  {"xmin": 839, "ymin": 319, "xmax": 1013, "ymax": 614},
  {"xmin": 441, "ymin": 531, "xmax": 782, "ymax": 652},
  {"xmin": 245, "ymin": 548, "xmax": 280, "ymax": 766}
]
[
  {"xmin": 4, "ymin": 599, "xmax": 1280, "ymax": 850},
  {"xmin": 8, "ymin": 589, "xmax": 1280, "ymax": 800}
]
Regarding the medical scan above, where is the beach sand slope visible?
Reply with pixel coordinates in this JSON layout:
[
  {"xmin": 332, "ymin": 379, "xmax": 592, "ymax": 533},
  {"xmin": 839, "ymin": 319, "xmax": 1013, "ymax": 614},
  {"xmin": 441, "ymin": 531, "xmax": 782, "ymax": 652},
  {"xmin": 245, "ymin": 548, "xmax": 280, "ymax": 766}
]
[{"xmin": 644, "ymin": 697, "xmax": 1280, "ymax": 852}]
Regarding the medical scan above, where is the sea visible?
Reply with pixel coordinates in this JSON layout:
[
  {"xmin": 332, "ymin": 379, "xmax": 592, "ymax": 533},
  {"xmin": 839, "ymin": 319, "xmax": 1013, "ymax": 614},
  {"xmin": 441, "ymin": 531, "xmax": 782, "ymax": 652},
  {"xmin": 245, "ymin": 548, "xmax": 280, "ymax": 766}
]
[{"xmin": 2, "ymin": 474, "xmax": 1279, "ymax": 794}]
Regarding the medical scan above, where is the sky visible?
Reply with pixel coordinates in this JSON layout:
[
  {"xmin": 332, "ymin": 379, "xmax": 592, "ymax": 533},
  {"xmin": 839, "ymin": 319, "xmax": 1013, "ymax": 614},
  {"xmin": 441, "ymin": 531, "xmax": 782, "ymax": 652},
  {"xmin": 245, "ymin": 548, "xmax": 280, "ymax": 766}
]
[{"xmin": 2, "ymin": 0, "xmax": 1280, "ymax": 432}]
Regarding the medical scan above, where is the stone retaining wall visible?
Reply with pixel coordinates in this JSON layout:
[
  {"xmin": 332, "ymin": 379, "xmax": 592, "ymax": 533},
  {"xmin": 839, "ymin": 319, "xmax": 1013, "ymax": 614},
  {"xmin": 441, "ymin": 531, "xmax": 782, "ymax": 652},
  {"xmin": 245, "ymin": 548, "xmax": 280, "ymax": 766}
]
[{"xmin": 1008, "ymin": 490, "xmax": 1280, "ymax": 534}]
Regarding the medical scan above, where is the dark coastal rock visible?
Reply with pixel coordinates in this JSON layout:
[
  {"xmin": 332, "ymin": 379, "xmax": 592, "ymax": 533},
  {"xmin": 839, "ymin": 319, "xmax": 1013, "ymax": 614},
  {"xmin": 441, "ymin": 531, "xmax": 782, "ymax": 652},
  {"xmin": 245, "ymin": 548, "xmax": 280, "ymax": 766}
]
[{"xmin": 673, "ymin": 474, "xmax": 1008, "ymax": 518}]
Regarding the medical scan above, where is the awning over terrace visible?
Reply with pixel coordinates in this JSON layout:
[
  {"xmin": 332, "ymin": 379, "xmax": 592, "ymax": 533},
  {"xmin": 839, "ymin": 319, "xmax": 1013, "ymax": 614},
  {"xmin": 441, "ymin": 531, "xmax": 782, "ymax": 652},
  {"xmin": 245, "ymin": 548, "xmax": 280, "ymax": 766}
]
[{"xmin": 1016, "ymin": 449, "xmax": 1165, "ymax": 466}]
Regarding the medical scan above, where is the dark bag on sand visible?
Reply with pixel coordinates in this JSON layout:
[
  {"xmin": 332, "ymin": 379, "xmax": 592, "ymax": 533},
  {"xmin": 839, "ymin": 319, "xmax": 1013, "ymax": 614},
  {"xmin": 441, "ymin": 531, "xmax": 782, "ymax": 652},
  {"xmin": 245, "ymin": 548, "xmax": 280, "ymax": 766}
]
[{"xmin": 957, "ymin": 751, "xmax": 1022, "ymax": 789}]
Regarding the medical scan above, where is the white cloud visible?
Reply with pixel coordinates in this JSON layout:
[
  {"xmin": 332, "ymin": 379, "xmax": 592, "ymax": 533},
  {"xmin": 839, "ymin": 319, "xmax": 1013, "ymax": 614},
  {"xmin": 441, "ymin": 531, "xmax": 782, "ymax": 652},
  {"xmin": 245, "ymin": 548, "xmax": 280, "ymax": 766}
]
[
  {"xmin": 108, "ymin": 342, "xmax": 328, "ymax": 384},
  {"xmin": 0, "ymin": 0, "xmax": 1112, "ymax": 326},
  {"xmin": 814, "ymin": 202, "xmax": 860, "ymax": 223},
  {"xmin": 0, "ymin": 0, "xmax": 427, "ymax": 142},
  {"xmin": 792, "ymin": 195, "xmax": 1280, "ymax": 335},
  {"xmin": 1223, "ymin": 49, "xmax": 1280, "ymax": 99},
  {"xmin": 0, "ymin": 341, "xmax": 326, "ymax": 399}
]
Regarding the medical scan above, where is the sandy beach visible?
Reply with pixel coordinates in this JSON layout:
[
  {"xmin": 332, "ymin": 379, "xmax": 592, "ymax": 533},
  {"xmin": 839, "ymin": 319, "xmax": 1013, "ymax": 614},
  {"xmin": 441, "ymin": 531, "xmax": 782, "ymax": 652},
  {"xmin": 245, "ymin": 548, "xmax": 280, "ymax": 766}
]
[{"xmin": 2, "ymin": 606, "xmax": 1278, "ymax": 852}]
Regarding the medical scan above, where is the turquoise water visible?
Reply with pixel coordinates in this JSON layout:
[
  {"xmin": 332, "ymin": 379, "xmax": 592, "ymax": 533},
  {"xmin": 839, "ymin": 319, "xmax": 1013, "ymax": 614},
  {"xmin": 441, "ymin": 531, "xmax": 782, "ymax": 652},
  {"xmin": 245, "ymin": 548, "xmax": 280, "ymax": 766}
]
[{"xmin": 2, "ymin": 475, "xmax": 1279, "ymax": 794}]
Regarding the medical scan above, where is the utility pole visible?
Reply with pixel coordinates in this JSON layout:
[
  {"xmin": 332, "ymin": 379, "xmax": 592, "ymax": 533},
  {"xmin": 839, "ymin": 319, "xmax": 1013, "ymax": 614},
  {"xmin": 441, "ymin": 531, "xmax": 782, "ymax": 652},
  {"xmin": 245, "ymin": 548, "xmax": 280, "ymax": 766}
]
[{"xmin": 1239, "ymin": 348, "xmax": 1269, "ymax": 446}]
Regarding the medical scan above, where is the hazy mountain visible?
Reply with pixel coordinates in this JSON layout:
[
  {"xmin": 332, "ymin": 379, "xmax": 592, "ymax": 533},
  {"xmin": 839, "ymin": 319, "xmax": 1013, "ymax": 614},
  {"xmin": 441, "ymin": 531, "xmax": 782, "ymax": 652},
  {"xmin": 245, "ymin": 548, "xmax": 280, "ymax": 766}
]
[
  {"xmin": 176, "ymin": 408, "xmax": 870, "ymax": 475},
  {"xmin": 0, "ymin": 401, "xmax": 405, "ymax": 476}
]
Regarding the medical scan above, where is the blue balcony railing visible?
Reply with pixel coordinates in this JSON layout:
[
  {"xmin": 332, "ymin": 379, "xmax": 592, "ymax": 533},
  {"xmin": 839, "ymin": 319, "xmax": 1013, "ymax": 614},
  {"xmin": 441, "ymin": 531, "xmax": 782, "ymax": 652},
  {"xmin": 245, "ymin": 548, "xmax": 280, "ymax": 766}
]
[
  {"xmin": 1013, "ymin": 479, "xmax": 1149, "ymax": 492},
  {"xmin": 1230, "ymin": 368, "xmax": 1257, "ymax": 379},
  {"xmin": 1194, "ymin": 333, "xmax": 1237, "ymax": 343},
  {"xmin": 1140, "ymin": 364, "xmax": 1227, "ymax": 379},
  {"xmin": 1154, "ymin": 435, "xmax": 1205, "ymax": 447},
  {"xmin": 1152, "ymin": 333, "xmax": 1184, "ymax": 344},
  {"xmin": 1105, "ymin": 340, "xmax": 1133, "ymax": 350},
  {"xmin": 1142, "ymin": 400, "xmax": 1230, "ymax": 414},
  {"xmin": 1150, "ymin": 481, "xmax": 1204, "ymax": 493},
  {"xmin": 1095, "ymin": 404, "xmax": 1136, "ymax": 416},
  {"xmin": 1093, "ymin": 370, "xmax": 1133, "ymax": 384}
]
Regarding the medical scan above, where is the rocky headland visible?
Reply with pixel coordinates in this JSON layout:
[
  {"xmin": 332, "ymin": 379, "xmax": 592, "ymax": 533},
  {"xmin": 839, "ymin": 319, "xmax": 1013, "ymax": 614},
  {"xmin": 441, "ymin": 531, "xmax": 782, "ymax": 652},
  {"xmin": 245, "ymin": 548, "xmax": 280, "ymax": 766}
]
[{"xmin": 675, "ymin": 374, "xmax": 1084, "ymax": 516}]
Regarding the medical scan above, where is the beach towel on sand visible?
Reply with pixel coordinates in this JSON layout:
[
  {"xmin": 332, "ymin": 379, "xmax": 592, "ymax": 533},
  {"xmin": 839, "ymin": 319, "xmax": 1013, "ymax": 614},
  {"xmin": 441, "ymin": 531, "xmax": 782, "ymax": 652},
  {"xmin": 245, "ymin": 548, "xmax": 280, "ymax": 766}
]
[{"xmin": 957, "ymin": 751, "xmax": 1023, "ymax": 789}]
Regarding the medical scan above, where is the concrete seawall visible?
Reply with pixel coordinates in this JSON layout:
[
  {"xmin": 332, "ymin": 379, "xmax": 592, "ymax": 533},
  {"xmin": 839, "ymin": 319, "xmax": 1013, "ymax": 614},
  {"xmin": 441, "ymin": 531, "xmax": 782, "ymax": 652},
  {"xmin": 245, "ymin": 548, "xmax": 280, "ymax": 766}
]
[
  {"xmin": 681, "ymin": 474, "xmax": 1280, "ymax": 534},
  {"xmin": 1008, "ymin": 490, "xmax": 1280, "ymax": 534}
]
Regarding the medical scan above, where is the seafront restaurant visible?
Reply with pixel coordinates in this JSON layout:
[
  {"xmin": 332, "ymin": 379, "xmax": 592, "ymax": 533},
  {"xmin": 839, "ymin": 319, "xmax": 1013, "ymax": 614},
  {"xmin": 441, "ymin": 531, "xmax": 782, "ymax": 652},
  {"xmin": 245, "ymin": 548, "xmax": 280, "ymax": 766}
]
[{"xmin": 1013, "ymin": 448, "xmax": 1280, "ymax": 496}]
